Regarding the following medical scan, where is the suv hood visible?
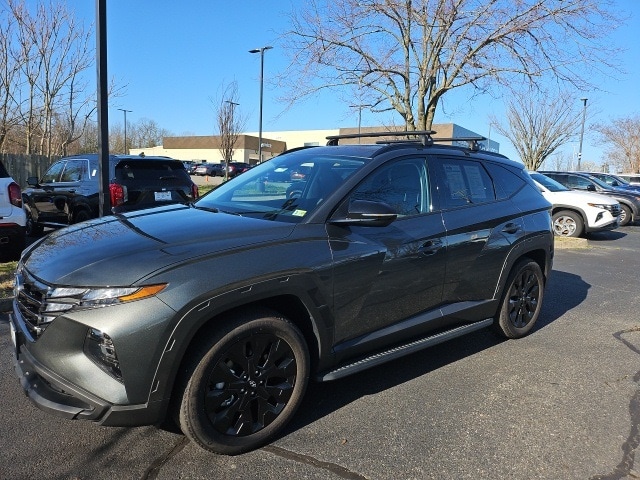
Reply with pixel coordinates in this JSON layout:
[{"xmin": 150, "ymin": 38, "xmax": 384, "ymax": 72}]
[
  {"xmin": 540, "ymin": 189, "xmax": 618, "ymax": 206},
  {"xmin": 21, "ymin": 204, "xmax": 296, "ymax": 286}
]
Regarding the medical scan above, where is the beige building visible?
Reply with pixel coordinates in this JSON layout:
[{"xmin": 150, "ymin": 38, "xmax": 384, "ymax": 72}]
[{"xmin": 129, "ymin": 124, "xmax": 498, "ymax": 164}]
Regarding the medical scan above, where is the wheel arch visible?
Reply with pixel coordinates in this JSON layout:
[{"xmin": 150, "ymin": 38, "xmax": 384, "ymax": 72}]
[
  {"xmin": 551, "ymin": 205, "xmax": 587, "ymax": 225},
  {"xmin": 154, "ymin": 291, "xmax": 327, "ymax": 424}
]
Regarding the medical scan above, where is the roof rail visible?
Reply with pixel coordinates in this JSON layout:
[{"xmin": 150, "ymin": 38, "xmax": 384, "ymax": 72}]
[
  {"xmin": 326, "ymin": 130, "xmax": 437, "ymax": 147},
  {"xmin": 432, "ymin": 136, "xmax": 487, "ymax": 151}
]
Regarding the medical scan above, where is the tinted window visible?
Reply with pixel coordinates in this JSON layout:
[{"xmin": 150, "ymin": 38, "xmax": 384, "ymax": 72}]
[
  {"xmin": 60, "ymin": 159, "xmax": 87, "ymax": 182},
  {"xmin": 435, "ymin": 158, "xmax": 496, "ymax": 209},
  {"xmin": 351, "ymin": 158, "xmax": 429, "ymax": 217},
  {"xmin": 115, "ymin": 161, "xmax": 191, "ymax": 184},
  {"xmin": 565, "ymin": 174, "xmax": 593, "ymax": 190},
  {"xmin": 40, "ymin": 161, "xmax": 66, "ymax": 183},
  {"xmin": 485, "ymin": 163, "xmax": 527, "ymax": 199}
]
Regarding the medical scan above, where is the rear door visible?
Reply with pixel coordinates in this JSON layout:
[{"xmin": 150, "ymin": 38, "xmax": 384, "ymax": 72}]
[{"xmin": 433, "ymin": 156, "xmax": 526, "ymax": 305}]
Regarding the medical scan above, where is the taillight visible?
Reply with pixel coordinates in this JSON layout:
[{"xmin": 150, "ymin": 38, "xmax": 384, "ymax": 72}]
[
  {"xmin": 191, "ymin": 183, "xmax": 199, "ymax": 200},
  {"xmin": 8, "ymin": 182, "xmax": 22, "ymax": 207},
  {"xmin": 109, "ymin": 183, "xmax": 127, "ymax": 206}
]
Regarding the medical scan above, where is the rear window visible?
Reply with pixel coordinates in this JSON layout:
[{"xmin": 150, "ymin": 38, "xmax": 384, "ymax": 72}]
[
  {"xmin": 0, "ymin": 161, "xmax": 9, "ymax": 178},
  {"xmin": 114, "ymin": 161, "xmax": 190, "ymax": 184}
]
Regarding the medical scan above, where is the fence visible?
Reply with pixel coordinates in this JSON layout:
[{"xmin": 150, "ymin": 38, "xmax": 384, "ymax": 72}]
[{"xmin": 1, "ymin": 154, "xmax": 56, "ymax": 188}]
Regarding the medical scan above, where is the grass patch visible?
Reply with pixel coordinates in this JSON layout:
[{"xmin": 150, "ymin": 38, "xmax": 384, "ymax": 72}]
[
  {"xmin": 0, "ymin": 261, "xmax": 17, "ymax": 298},
  {"xmin": 198, "ymin": 185, "xmax": 216, "ymax": 197}
]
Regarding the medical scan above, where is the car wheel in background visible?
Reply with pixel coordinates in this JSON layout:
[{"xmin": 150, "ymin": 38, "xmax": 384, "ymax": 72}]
[
  {"xmin": 493, "ymin": 258, "xmax": 544, "ymax": 339},
  {"xmin": 551, "ymin": 210, "xmax": 583, "ymax": 237},
  {"xmin": 176, "ymin": 309, "xmax": 310, "ymax": 455},
  {"xmin": 73, "ymin": 209, "xmax": 91, "ymax": 224},
  {"xmin": 24, "ymin": 211, "xmax": 43, "ymax": 236},
  {"xmin": 619, "ymin": 204, "xmax": 632, "ymax": 226}
]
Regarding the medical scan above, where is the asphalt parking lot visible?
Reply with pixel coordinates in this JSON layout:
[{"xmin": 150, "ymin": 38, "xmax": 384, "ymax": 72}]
[{"xmin": 1, "ymin": 225, "xmax": 639, "ymax": 480}]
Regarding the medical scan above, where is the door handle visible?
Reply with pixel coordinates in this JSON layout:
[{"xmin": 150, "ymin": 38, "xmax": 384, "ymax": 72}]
[
  {"xmin": 419, "ymin": 239, "xmax": 443, "ymax": 256},
  {"xmin": 502, "ymin": 223, "xmax": 520, "ymax": 234}
]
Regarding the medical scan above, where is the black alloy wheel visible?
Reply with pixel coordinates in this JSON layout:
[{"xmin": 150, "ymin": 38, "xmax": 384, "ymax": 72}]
[
  {"xmin": 494, "ymin": 258, "xmax": 544, "ymax": 339},
  {"xmin": 176, "ymin": 310, "xmax": 310, "ymax": 455}
]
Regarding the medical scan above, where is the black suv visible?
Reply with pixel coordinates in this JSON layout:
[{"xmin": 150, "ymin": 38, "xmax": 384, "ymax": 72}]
[
  {"xmin": 539, "ymin": 171, "xmax": 640, "ymax": 226},
  {"xmin": 22, "ymin": 154, "xmax": 198, "ymax": 235},
  {"xmin": 9, "ymin": 132, "xmax": 553, "ymax": 455}
]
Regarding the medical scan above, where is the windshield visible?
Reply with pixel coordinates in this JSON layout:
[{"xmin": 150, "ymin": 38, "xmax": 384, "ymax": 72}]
[
  {"xmin": 195, "ymin": 149, "xmax": 367, "ymax": 223},
  {"xmin": 530, "ymin": 172, "xmax": 569, "ymax": 192}
]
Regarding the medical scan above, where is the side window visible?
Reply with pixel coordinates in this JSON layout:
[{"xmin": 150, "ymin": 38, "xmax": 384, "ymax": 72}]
[
  {"xmin": 40, "ymin": 161, "xmax": 66, "ymax": 183},
  {"xmin": 435, "ymin": 158, "xmax": 496, "ymax": 209},
  {"xmin": 351, "ymin": 159, "xmax": 429, "ymax": 217},
  {"xmin": 566, "ymin": 175, "xmax": 591, "ymax": 190},
  {"xmin": 60, "ymin": 160, "xmax": 87, "ymax": 182}
]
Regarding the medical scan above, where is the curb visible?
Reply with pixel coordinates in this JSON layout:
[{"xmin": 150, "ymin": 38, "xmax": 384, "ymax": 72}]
[{"xmin": 554, "ymin": 236, "xmax": 589, "ymax": 249}]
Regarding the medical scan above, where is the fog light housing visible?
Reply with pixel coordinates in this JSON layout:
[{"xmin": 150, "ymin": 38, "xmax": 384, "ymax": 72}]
[{"xmin": 84, "ymin": 328, "xmax": 123, "ymax": 382}]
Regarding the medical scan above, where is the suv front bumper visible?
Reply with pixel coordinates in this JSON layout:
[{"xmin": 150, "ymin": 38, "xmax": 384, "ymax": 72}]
[{"xmin": 8, "ymin": 303, "xmax": 166, "ymax": 427}]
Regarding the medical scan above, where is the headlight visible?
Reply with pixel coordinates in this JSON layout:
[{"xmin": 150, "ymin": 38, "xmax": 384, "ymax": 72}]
[
  {"xmin": 587, "ymin": 203, "xmax": 611, "ymax": 211},
  {"xmin": 46, "ymin": 284, "xmax": 167, "ymax": 313}
]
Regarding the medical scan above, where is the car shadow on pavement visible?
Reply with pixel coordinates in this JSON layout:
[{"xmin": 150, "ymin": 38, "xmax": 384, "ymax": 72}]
[{"xmin": 282, "ymin": 268, "xmax": 590, "ymax": 439}]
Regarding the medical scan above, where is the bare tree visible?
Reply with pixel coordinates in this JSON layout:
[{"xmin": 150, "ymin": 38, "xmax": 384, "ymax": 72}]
[
  {"xmin": 280, "ymin": 0, "xmax": 623, "ymax": 130},
  {"xmin": 490, "ymin": 89, "xmax": 583, "ymax": 170},
  {"xmin": 215, "ymin": 82, "xmax": 246, "ymax": 166},
  {"xmin": 129, "ymin": 118, "xmax": 171, "ymax": 149},
  {"xmin": 593, "ymin": 115, "xmax": 640, "ymax": 174},
  {"xmin": 0, "ymin": 12, "xmax": 22, "ymax": 152}
]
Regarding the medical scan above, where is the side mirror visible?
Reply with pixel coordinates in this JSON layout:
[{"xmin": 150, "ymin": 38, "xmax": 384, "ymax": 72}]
[
  {"xmin": 330, "ymin": 200, "xmax": 397, "ymax": 227},
  {"xmin": 27, "ymin": 176, "xmax": 39, "ymax": 187},
  {"xmin": 586, "ymin": 184, "xmax": 596, "ymax": 192}
]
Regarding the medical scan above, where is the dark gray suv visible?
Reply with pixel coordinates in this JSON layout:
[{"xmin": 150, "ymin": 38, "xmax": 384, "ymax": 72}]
[
  {"xmin": 9, "ymin": 132, "xmax": 554, "ymax": 455},
  {"xmin": 22, "ymin": 154, "xmax": 198, "ymax": 235}
]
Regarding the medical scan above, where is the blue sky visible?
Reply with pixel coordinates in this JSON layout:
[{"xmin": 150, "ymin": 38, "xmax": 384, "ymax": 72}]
[{"xmin": 75, "ymin": 1, "xmax": 639, "ymax": 167}]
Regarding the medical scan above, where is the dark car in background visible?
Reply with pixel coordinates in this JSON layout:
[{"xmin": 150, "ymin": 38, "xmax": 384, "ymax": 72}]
[
  {"xmin": 539, "ymin": 170, "xmax": 640, "ymax": 226},
  {"xmin": 225, "ymin": 162, "xmax": 251, "ymax": 177},
  {"xmin": 586, "ymin": 172, "xmax": 640, "ymax": 194},
  {"xmin": 22, "ymin": 154, "xmax": 198, "ymax": 235},
  {"xmin": 10, "ymin": 131, "xmax": 553, "ymax": 455}
]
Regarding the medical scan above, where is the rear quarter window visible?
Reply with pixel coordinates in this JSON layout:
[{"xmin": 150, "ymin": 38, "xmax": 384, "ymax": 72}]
[{"xmin": 484, "ymin": 163, "xmax": 528, "ymax": 199}]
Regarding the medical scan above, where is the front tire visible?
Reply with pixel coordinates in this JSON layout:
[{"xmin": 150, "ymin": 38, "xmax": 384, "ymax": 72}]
[
  {"xmin": 494, "ymin": 259, "xmax": 544, "ymax": 339},
  {"xmin": 176, "ymin": 310, "xmax": 310, "ymax": 455},
  {"xmin": 619, "ymin": 204, "xmax": 632, "ymax": 226},
  {"xmin": 552, "ymin": 210, "xmax": 583, "ymax": 237}
]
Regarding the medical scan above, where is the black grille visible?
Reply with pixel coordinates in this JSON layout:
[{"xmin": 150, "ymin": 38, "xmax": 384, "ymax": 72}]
[
  {"xmin": 15, "ymin": 266, "xmax": 54, "ymax": 338},
  {"xmin": 606, "ymin": 204, "xmax": 621, "ymax": 217}
]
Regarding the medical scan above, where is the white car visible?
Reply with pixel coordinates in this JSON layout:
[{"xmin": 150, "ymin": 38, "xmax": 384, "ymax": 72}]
[
  {"xmin": 0, "ymin": 160, "xmax": 26, "ymax": 259},
  {"xmin": 529, "ymin": 171, "xmax": 620, "ymax": 237}
]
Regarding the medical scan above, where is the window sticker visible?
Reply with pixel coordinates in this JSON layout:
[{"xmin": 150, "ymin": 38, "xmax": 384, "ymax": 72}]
[
  {"xmin": 464, "ymin": 165, "xmax": 488, "ymax": 200},
  {"xmin": 443, "ymin": 164, "xmax": 466, "ymax": 199},
  {"xmin": 292, "ymin": 209, "xmax": 307, "ymax": 217}
]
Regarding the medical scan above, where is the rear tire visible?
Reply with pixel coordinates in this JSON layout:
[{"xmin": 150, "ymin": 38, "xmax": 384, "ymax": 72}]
[
  {"xmin": 73, "ymin": 209, "xmax": 91, "ymax": 224},
  {"xmin": 25, "ymin": 211, "xmax": 43, "ymax": 236},
  {"xmin": 494, "ymin": 259, "xmax": 544, "ymax": 339},
  {"xmin": 176, "ymin": 309, "xmax": 310, "ymax": 455}
]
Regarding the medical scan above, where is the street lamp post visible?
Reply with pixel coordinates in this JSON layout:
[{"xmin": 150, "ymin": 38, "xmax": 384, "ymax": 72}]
[
  {"xmin": 118, "ymin": 108, "xmax": 132, "ymax": 154},
  {"xmin": 249, "ymin": 46, "xmax": 272, "ymax": 163},
  {"xmin": 349, "ymin": 104, "xmax": 371, "ymax": 142},
  {"xmin": 577, "ymin": 98, "xmax": 587, "ymax": 170}
]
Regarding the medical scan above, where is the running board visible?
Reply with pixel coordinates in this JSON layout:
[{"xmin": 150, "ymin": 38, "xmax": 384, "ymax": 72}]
[{"xmin": 317, "ymin": 318, "xmax": 494, "ymax": 382}]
